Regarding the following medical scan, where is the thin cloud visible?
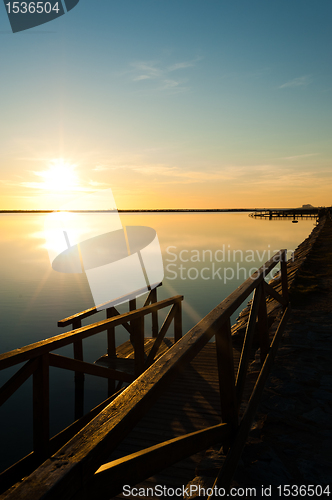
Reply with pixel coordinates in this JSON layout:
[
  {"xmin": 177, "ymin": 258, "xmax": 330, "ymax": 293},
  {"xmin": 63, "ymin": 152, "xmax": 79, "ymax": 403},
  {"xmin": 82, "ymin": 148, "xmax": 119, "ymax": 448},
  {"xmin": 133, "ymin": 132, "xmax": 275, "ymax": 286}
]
[
  {"xmin": 161, "ymin": 79, "xmax": 184, "ymax": 90},
  {"xmin": 133, "ymin": 163, "xmax": 308, "ymax": 187},
  {"xmin": 279, "ymin": 76, "xmax": 312, "ymax": 89},
  {"xmin": 133, "ymin": 75, "xmax": 151, "ymax": 81},
  {"xmin": 130, "ymin": 57, "xmax": 199, "ymax": 92},
  {"xmin": 132, "ymin": 165, "xmax": 244, "ymax": 184},
  {"xmin": 281, "ymin": 153, "xmax": 319, "ymax": 160},
  {"xmin": 132, "ymin": 61, "xmax": 162, "ymax": 81},
  {"xmin": 168, "ymin": 62, "xmax": 194, "ymax": 71}
]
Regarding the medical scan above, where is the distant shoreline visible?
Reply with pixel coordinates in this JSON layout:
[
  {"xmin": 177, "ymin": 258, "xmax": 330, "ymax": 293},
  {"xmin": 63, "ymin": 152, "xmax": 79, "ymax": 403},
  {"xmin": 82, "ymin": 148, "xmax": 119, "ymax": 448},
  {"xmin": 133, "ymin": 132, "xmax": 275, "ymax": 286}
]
[{"xmin": 0, "ymin": 208, "xmax": 269, "ymax": 213}]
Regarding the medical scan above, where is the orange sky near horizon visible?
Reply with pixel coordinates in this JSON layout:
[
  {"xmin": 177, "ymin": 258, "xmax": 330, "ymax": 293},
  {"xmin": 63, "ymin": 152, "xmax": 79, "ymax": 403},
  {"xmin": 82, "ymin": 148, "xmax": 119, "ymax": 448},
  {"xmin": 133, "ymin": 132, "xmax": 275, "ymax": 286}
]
[{"xmin": 1, "ymin": 156, "xmax": 331, "ymax": 210}]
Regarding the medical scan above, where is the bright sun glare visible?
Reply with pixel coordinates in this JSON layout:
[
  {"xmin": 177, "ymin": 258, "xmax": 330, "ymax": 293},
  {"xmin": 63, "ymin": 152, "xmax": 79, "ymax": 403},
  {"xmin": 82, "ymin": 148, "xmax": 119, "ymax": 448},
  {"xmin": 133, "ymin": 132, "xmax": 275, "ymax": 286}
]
[{"xmin": 36, "ymin": 159, "xmax": 79, "ymax": 191}]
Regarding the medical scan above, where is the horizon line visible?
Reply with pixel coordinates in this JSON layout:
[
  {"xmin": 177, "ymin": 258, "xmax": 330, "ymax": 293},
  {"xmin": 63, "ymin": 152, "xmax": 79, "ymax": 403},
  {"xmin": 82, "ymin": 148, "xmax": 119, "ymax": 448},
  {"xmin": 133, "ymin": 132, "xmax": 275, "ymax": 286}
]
[{"xmin": 0, "ymin": 206, "xmax": 324, "ymax": 214}]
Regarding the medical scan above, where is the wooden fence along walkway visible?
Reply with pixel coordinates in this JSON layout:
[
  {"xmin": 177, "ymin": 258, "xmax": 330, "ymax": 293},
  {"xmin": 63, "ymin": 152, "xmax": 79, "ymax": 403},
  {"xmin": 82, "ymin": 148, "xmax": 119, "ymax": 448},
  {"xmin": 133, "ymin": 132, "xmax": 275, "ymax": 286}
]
[{"xmin": 0, "ymin": 250, "xmax": 290, "ymax": 499}]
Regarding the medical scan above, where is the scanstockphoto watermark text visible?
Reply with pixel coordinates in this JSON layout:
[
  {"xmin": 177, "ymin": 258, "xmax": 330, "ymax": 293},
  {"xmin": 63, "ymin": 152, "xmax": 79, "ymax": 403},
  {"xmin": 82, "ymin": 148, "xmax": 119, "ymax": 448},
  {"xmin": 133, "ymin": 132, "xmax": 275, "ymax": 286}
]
[
  {"xmin": 165, "ymin": 245, "xmax": 294, "ymax": 282},
  {"xmin": 123, "ymin": 484, "xmax": 258, "ymax": 497}
]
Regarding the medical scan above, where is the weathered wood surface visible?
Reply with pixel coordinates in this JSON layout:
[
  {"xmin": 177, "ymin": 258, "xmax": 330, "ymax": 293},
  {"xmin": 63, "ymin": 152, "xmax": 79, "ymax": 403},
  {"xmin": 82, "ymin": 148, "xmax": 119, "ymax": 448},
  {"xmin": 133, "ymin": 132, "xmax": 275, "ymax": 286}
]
[
  {"xmin": 98, "ymin": 342, "xmax": 242, "ymax": 499},
  {"xmin": 0, "ymin": 251, "xmax": 289, "ymax": 499},
  {"xmin": 92, "ymin": 423, "xmax": 230, "ymax": 500},
  {"xmin": 0, "ymin": 294, "xmax": 184, "ymax": 490},
  {"xmin": 0, "ymin": 335, "xmax": 262, "ymax": 500},
  {"xmin": 0, "ymin": 272, "xmax": 262, "ymax": 500}
]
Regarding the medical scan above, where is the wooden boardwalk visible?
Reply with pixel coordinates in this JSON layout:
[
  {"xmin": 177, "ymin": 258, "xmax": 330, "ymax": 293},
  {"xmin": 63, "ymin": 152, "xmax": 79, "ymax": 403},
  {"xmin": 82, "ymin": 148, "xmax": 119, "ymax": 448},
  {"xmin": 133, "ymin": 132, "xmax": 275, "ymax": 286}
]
[
  {"xmin": 95, "ymin": 339, "xmax": 247, "ymax": 498},
  {"xmin": 0, "ymin": 249, "xmax": 291, "ymax": 500},
  {"xmin": 110, "ymin": 342, "xmax": 224, "ymax": 496}
]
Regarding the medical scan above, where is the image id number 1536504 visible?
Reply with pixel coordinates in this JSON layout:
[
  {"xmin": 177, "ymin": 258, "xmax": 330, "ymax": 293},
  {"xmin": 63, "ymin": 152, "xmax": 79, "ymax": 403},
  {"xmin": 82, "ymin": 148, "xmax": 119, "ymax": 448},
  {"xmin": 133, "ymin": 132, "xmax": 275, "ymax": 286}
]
[
  {"xmin": 5, "ymin": 2, "xmax": 60, "ymax": 13},
  {"xmin": 277, "ymin": 485, "xmax": 330, "ymax": 497}
]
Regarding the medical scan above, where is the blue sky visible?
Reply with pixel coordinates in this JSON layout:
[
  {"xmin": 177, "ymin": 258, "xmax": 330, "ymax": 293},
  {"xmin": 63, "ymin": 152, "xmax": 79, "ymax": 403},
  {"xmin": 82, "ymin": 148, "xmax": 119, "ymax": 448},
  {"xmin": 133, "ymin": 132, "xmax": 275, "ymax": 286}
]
[{"xmin": 1, "ymin": 0, "xmax": 331, "ymax": 209}]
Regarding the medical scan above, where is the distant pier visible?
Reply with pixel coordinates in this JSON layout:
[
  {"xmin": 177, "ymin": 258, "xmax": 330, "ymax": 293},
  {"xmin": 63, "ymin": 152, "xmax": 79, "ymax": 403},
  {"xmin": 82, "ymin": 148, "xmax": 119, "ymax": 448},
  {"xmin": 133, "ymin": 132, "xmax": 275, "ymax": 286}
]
[{"xmin": 249, "ymin": 207, "xmax": 323, "ymax": 221}]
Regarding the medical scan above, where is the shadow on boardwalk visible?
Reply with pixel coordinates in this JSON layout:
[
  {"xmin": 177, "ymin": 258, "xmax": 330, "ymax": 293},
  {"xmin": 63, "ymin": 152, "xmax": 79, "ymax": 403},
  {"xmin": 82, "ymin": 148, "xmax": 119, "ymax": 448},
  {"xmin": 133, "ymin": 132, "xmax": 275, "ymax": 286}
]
[{"xmin": 233, "ymin": 217, "xmax": 332, "ymax": 495}]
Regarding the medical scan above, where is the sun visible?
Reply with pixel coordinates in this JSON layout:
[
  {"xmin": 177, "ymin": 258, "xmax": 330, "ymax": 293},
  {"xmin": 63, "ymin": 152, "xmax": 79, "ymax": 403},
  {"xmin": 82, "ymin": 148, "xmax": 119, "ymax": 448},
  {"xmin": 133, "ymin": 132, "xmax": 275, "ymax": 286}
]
[{"xmin": 36, "ymin": 159, "xmax": 79, "ymax": 191}]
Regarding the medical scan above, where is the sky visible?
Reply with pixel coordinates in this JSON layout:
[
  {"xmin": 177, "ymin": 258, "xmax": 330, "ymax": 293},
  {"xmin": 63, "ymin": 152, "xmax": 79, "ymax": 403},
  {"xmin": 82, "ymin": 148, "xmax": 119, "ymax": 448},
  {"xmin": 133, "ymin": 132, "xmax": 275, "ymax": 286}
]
[{"xmin": 0, "ymin": 0, "xmax": 331, "ymax": 210}]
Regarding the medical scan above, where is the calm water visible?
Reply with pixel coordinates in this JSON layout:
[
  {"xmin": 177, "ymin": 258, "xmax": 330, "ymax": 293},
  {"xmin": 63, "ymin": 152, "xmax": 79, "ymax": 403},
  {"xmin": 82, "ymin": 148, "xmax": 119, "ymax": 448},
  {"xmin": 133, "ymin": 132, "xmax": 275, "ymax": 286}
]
[{"xmin": 0, "ymin": 212, "xmax": 315, "ymax": 471}]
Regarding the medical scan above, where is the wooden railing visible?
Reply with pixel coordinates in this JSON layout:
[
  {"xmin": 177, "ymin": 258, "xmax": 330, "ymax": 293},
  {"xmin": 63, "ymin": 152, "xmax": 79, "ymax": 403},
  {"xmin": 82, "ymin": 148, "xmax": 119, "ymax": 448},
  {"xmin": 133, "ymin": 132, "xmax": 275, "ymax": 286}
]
[
  {"xmin": 57, "ymin": 284, "xmax": 163, "ymax": 415},
  {"xmin": 0, "ymin": 288, "xmax": 183, "ymax": 494},
  {"xmin": 0, "ymin": 250, "xmax": 290, "ymax": 499}
]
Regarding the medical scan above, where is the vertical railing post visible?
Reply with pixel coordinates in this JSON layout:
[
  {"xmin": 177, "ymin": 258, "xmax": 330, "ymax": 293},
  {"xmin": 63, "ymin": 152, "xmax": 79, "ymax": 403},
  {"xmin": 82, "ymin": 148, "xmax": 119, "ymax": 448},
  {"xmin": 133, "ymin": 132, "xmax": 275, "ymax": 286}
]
[
  {"xmin": 280, "ymin": 249, "xmax": 289, "ymax": 304},
  {"xmin": 129, "ymin": 298, "xmax": 145, "ymax": 376},
  {"xmin": 72, "ymin": 319, "xmax": 84, "ymax": 420},
  {"xmin": 129, "ymin": 298, "xmax": 137, "ymax": 313},
  {"xmin": 174, "ymin": 301, "xmax": 182, "ymax": 343},
  {"xmin": 33, "ymin": 353, "xmax": 49, "ymax": 459},
  {"xmin": 106, "ymin": 308, "xmax": 116, "ymax": 396},
  {"xmin": 150, "ymin": 288, "xmax": 159, "ymax": 338},
  {"xmin": 235, "ymin": 285, "xmax": 261, "ymax": 406},
  {"xmin": 131, "ymin": 315, "xmax": 145, "ymax": 377},
  {"xmin": 106, "ymin": 308, "xmax": 116, "ymax": 358},
  {"xmin": 215, "ymin": 319, "xmax": 238, "ymax": 449},
  {"xmin": 257, "ymin": 282, "xmax": 269, "ymax": 364}
]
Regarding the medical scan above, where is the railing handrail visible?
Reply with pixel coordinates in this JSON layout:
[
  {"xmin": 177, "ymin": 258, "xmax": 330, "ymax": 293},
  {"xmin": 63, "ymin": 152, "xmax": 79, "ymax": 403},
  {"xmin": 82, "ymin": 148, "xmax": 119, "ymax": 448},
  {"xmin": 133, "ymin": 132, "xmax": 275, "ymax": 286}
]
[{"xmin": 0, "ymin": 295, "xmax": 183, "ymax": 371}]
